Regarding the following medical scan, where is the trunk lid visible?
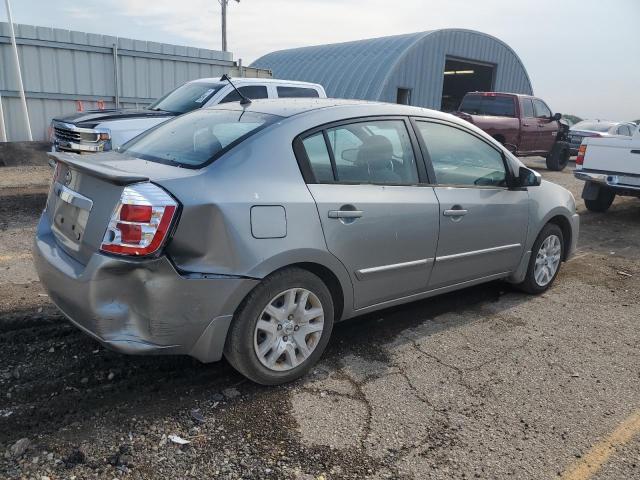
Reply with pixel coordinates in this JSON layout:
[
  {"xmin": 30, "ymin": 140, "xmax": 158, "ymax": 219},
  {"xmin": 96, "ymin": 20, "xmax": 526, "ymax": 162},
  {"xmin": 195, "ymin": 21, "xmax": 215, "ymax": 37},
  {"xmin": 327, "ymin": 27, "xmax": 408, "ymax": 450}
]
[{"xmin": 45, "ymin": 151, "xmax": 193, "ymax": 265}]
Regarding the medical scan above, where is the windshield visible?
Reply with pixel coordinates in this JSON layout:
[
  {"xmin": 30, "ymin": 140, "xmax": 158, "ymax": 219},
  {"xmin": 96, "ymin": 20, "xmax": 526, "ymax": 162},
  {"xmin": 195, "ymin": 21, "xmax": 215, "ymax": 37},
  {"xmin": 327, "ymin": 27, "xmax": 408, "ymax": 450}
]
[
  {"xmin": 121, "ymin": 109, "xmax": 280, "ymax": 168},
  {"xmin": 571, "ymin": 121, "xmax": 614, "ymax": 133},
  {"xmin": 148, "ymin": 83, "xmax": 224, "ymax": 114},
  {"xmin": 459, "ymin": 95, "xmax": 516, "ymax": 117}
]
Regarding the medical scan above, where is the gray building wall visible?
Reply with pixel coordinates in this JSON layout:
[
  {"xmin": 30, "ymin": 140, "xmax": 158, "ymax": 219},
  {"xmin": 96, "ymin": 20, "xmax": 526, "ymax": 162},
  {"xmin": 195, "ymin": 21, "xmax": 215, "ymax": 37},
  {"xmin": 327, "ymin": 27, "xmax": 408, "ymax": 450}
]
[
  {"xmin": 251, "ymin": 29, "xmax": 533, "ymax": 110},
  {"xmin": 0, "ymin": 23, "xmax": 271, "ymax": 141}
]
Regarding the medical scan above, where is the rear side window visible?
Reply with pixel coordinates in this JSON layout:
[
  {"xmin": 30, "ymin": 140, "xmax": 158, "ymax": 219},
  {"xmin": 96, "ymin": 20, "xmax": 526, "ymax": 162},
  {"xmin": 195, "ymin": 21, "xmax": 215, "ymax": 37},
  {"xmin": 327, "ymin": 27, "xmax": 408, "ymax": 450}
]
[
  {"xmin": 121, "ymin": 109, "xmax": 279, "ymax": 168},
  {"xmin": 522, "ymin": 99, "xmax": 535, "ymax": 118},
  {"xmin": 301, "ymin": 120, "xmax": 419, "ymax": 185},
  {"xmin": 219, "ymin": 85, "xmax": 268, "ymax": 103},
  {"xmin": 416, "ymin": 121, "xmax": 507, "ymax": 187},
  {"xmin": 277, "ymin": 86, "xmax": 320, "ymax": 98},
  {"xmin": 459, "ymin": 95, "xmax": 516, "ymax": 117},
  {"xmin": 533, "ymin": 99, "xmax": 552, "ymax": 118},
  {"xmin": 301, "ymin": 133, "xmax": 334, "ymax": 182}
]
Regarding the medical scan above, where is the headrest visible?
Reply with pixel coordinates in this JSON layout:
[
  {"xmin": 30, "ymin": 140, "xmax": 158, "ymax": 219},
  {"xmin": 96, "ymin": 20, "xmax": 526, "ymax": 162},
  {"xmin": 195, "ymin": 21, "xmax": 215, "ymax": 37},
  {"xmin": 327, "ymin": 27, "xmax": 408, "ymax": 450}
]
[{"xmin": 356, "ymin": 135, "xmax": 394, "ymax": 170}]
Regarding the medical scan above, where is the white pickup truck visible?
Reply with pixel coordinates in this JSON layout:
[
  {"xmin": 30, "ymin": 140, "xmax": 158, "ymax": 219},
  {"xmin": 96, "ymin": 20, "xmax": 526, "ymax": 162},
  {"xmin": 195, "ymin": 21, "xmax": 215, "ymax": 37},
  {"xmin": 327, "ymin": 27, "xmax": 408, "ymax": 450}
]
[
  {"xmin": 574, "ymin": 124, "xmax": 640, "ymax": 212},
  {"xmin": 50, "ymin": 77, "xmax": 326, "ymax": 154}
]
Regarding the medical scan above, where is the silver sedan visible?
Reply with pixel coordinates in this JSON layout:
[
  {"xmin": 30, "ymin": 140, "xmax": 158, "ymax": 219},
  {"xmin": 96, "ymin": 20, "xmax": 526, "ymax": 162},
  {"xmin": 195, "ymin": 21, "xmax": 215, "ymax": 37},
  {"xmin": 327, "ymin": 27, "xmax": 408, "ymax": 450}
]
[{"xmin": 34, "ymin": 99, "xmax": 579, "ymax": 385}]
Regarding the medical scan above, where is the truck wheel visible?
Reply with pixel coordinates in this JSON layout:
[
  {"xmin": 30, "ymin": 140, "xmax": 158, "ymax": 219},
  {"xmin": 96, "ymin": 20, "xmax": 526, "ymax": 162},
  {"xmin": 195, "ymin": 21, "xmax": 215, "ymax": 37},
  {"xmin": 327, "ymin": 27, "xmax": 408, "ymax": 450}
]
[
  {"xmin": 584, "ymin": 188, "xmax": 615, "ymax": 212},
  {"xmin": 545, "ymin": 142, "xmax": 570, "ymax": 171},
  {"xmin": 224, "ymin": 267, "xmax": 334, "ymax": 385},
  {"xmin": 515, "ymin": 223, "xmax": 564, "ymax": 294}
]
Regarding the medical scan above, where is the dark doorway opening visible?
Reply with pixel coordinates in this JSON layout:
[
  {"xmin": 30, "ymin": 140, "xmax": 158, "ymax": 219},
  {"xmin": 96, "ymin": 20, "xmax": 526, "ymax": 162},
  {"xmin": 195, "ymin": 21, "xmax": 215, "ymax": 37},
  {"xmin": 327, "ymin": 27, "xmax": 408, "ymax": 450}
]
[
  {"xmin": 441, "ymin": 58, "xmax": 494, "ymax": 112},
  {"xmin": 397, "ymin": 88, "xmax": 412, "ymax": 105}
]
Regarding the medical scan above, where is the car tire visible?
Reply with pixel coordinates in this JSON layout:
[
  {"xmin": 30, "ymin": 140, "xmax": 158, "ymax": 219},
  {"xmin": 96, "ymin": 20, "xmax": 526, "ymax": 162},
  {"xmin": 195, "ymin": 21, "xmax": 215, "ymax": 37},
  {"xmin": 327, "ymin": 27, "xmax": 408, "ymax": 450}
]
[
  {"xmin": 224, "ymin": 267, "xmax": 334, "ymax": 385},
  {"xmin": 584, "ymin": 188, "xmax": 615, "ymax": 212},
  {"xmin": 545, "ymin": 141, "xmax": 570, "ymax": 171},
  {"xmin": 515, "ymin": 223, "xmax": 564, "ymax": 294}
]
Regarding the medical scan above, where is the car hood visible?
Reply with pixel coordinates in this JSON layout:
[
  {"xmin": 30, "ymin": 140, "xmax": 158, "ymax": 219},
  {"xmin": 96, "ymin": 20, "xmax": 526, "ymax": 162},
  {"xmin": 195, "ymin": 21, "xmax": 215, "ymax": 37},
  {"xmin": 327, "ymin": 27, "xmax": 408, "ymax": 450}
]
[{"xmin": 53, "ymin": 109, "xmax": 176, "ymax": 129}]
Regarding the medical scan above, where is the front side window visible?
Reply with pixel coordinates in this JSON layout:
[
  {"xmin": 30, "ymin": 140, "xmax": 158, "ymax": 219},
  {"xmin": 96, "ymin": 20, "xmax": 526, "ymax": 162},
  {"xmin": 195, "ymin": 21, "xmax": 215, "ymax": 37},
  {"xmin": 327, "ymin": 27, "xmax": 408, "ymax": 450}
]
[
  {"xmin": 618, "ymin": 125, "xmax": 631, "ymax": 136},
  {"xmin": 220, "ymin": 85, "xmax": 269, "ymax": 103},
  {"xmin": 533, "ymin": 99, "xmax": 552, "ymax": 118},
  {"xmin": 277, "ymin": 86, "xmax": 320, "ymax": 98},
  {"xmin": 121, "ymin": 109, "xmax": 279, "ymax": 168},
  {"xmin": 459, "ymin": 95, "xmax": 516, "ymax": 117},
  {"xmin": 522, "ymin": 99, "xmax": 535, "ymax": 118},
  {"xmin": 147, "ymin": 83, "xmax": 224, "ymax": 114},
  {"xmin": 415, "ymin": 121, "xmax": 507, "ymax": 187}
]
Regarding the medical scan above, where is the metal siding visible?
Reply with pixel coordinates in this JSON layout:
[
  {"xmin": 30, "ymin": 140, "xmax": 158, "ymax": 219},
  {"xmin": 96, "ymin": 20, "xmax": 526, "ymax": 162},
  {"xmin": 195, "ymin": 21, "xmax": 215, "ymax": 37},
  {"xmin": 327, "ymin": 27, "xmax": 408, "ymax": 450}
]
[
  {"xmin": 252, "ymin": 29, "xmax": 533, "ymax": 110},
  {"xmin": 0, "ymin": 22, "xmax": 270, "ymax": 141}
]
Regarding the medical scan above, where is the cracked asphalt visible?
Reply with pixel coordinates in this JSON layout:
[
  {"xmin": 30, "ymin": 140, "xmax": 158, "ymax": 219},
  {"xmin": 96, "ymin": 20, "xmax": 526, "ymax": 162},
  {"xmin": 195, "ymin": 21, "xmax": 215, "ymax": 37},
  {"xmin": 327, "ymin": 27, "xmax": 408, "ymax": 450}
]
[{"xmin": 0, "ymin": 159, "xmax": 639, "ymax": 479}]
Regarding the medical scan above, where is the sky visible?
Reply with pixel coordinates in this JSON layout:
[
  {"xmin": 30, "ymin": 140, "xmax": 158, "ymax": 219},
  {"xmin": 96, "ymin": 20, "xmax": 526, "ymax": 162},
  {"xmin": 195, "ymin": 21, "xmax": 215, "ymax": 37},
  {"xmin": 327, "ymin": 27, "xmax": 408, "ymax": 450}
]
[{"xmin": 2, "ymin": 0, "xmax": 639, "ymax": 120}]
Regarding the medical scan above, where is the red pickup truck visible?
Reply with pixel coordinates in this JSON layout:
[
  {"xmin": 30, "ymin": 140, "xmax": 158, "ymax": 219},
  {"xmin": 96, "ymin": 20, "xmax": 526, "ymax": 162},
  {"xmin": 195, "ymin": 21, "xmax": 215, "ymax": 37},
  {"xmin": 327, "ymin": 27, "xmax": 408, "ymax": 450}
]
[{"xmin": 452, "ymin": 92, "xmax": 571, "ymax": 171}]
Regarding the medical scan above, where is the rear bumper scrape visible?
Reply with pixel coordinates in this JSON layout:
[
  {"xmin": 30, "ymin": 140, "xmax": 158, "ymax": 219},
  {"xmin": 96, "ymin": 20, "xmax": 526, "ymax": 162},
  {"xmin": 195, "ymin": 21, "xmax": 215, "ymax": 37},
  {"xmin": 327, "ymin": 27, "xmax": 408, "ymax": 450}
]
[{"xmin": 33, "ymin": 216, "xmax": 258, "ymax": 362}]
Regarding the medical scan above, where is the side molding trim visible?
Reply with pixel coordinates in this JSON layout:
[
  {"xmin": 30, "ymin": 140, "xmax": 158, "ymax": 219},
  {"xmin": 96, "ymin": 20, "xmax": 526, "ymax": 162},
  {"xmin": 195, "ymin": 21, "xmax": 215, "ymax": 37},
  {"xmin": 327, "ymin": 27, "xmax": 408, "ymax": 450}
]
[
  {"xmin": 355, "ymin": 258, "xmax": 433, "ymax": 280},
  {"xmin": 436, "ymin": 244, "xmax": 521, "ymax": 263}
]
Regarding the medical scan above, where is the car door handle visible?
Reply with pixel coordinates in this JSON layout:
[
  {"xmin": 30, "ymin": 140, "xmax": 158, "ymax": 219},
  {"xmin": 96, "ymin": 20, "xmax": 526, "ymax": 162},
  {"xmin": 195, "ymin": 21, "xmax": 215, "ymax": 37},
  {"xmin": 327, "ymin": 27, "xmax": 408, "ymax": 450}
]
[
  {"xmin": 631, "ymin": 150, "xmax": 640, "ymax": 155},
  {"xmin": 328, "ymin": 210, "xmax": 363, "ymax": 219},
  {"xmin": 443, "ymin": 209, "xmax": 468, "ymax": 217},
  {"xmin": 537, "ymin": 125, "xmax": 544, "ymax": 128}
]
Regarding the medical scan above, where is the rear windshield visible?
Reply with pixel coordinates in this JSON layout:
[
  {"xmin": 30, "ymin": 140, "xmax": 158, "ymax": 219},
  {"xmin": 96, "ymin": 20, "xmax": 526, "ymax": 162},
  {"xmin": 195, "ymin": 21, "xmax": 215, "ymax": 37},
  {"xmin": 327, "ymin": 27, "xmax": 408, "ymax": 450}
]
[
  {"xmin": 571, "ymin": 121, "xmax": 614, "ymax": 132},
  {"xmin": 121, "ymin": 109, "xmax": 280, "ymax": 168},
  {"xmin": 459, "ymin": 95, "xmax": 516, "ymax": 117},
  {"xmin": 148, "ymin": 83, "xmax": 224, "ymax": 114}
]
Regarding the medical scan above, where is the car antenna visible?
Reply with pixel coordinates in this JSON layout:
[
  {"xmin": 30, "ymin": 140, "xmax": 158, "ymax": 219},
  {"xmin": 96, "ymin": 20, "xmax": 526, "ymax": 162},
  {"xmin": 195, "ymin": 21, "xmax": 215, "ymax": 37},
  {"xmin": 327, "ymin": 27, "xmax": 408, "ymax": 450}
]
[{"xmin": 220, "ymin": 74, "xmax": 251, "ymax": 106}]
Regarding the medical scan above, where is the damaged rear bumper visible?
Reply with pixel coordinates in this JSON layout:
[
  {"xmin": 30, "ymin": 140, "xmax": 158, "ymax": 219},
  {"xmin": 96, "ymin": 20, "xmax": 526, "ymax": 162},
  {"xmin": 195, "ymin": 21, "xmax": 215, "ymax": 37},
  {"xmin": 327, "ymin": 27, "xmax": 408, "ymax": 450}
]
[{"xmin": 33, "ymin": 217, "xmax": 258, "ymax": 362}]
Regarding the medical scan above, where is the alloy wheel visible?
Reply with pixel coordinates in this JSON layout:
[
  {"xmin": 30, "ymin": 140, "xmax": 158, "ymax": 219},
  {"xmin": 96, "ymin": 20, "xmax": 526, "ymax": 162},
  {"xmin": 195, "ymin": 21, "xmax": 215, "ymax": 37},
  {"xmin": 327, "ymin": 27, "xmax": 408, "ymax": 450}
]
[
  {"xmin": 253, "ymin": 288, "xmax": 324, "ymax": 371},
  {"xmin": 534, "ymin": 234, "xmax": 562, "ymax": 286}
]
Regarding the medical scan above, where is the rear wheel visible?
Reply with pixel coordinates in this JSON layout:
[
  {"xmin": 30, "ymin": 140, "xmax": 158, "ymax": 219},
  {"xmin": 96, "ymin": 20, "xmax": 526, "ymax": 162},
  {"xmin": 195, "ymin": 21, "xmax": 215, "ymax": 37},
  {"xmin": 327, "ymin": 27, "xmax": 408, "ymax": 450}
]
[
  {"xmin": 516, "ymin": 223, "xmax": 564, "ymax": 294},
  {"xmin": 545, "ymin": 141, "xmax": 570, "ymax": 171},
  {"xmin": 584, "ymin": 188, "xmax": 615, "ymax": 212},
  {"xmin": 224, "ymin": 268, "xmax": 334, "ymax": 385}
]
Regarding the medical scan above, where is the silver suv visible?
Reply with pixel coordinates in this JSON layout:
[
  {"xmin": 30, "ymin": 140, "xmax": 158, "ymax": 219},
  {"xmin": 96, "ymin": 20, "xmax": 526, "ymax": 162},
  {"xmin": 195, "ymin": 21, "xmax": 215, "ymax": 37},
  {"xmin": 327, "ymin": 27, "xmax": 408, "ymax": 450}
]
[{"xmin": 35, "ymin": 99, "xmax": 579, "ymax": 385}]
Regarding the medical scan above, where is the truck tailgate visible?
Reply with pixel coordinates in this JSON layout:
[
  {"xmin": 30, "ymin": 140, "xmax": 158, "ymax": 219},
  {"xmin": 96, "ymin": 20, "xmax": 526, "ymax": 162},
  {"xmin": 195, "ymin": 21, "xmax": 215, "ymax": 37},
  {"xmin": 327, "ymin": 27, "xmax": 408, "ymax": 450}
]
[{"xmin": 583, "ymin": 137, "xmax": 640, "ymax": 175}]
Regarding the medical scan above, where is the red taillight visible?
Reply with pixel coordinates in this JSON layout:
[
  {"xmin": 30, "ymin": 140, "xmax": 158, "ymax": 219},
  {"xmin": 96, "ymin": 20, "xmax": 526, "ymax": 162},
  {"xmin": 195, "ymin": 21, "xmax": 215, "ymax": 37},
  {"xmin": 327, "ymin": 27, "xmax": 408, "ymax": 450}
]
[
  {"xmin": 120, "ymin": 204, "xmax": 152, "ymax": 222},
  {"xmin": 100, "ymin": 183, "xmax": 178, "ymax": 257},
  {"xmin": 576, "ymin": 145, "xmax": 587, "ymax": 166}
]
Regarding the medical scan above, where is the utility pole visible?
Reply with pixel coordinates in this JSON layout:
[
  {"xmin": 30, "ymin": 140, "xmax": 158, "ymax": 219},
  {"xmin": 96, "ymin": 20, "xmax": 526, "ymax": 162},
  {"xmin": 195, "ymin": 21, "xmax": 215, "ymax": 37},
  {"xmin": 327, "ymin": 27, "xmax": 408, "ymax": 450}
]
[
  {"xmin": 4, "ymin": 0, "xmax": 32, "ymax": 140},
  {"xmin": 220, "ymin": 0, "xmax": 239, "ymax": 52}
]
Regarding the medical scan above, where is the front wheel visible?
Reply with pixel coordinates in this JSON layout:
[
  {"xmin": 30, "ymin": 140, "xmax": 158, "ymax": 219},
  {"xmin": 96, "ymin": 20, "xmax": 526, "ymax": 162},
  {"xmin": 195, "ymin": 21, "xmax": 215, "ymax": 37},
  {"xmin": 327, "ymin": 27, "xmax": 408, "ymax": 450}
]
[
  {"xmin": 545, "ymin": 142, "xmax": 570, "ymax": 171},
  {"xmin": 515, "ymin": 223, "xmax": 564, "ymax": 294},
  {"xmin": 224, "ymin": 268, "xmax": 334, "ymax": 385}
]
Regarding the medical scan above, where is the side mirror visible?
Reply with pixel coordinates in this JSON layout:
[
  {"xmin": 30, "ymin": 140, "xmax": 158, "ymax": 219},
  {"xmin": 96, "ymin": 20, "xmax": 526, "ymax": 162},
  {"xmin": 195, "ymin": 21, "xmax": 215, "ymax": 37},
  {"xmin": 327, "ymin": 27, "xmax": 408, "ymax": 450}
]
[
  {"xmin": 518, "ymin": 166, "xmax": 541, "ymax": 187},
  {"xmin": 503, "ymin": 142, "xmax": 517, "ymax": 154},
  {"xmin": 552, "ymin": 112, "xmax": 562, "ymax": 121}
]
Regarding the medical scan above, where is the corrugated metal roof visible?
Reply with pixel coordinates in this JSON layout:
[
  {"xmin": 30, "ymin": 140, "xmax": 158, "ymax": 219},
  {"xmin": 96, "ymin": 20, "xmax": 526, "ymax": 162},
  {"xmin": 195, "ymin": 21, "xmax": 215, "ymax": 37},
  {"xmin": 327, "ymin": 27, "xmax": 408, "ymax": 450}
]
[{"xmin": 251, "ymin": 29, "xmax": 533, "ymax": 106}]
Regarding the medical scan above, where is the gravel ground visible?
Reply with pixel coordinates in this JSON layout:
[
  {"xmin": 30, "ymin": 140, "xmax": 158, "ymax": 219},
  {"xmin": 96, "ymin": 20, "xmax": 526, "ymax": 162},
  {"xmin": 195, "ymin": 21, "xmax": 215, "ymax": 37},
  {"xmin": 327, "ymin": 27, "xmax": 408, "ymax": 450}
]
[{"xmin": 0, "ymin": 159, "xmax": 638, "ymax": 479}]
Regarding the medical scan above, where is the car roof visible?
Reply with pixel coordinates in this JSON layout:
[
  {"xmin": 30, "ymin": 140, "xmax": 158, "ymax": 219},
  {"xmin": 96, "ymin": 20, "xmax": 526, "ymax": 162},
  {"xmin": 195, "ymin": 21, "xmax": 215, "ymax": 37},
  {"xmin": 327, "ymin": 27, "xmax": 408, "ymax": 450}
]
[
  {"xmin": 189, "ymin": 77, "xmax": 324, "ymax": 88},
  {"xmin": 204, "ymin": 97, "xmax": 463, "ymax": 122},
  {"xmin": 572, "ymin": 120, "xmax": 628, "ymax": 128}
]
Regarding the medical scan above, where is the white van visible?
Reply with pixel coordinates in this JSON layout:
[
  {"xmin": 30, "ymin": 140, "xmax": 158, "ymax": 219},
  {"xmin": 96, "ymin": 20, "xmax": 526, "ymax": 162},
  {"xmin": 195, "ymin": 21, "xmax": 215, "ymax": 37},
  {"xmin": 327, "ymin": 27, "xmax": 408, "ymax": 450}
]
[{"xmin": 51, "ymin": 78, "xmax": 327, "ymax": 154}]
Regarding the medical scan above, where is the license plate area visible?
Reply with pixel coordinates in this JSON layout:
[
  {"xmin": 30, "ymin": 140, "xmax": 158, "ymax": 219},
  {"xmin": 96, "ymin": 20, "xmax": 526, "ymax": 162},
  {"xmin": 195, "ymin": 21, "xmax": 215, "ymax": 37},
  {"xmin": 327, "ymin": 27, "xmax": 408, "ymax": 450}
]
[{"xmin": 50, "ymin": 183, "xmax": 93, "ymax": 251}]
